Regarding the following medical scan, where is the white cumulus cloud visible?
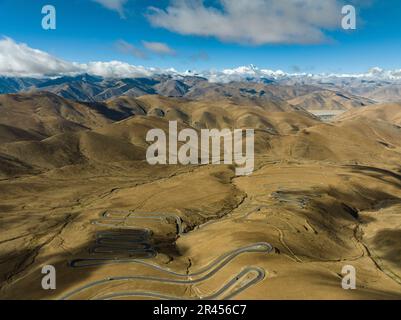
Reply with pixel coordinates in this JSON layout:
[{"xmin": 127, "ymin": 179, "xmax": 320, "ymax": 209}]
[
  {"xmin": 82, "ymin": 61, "xmax": 159, "ymax": 78},
  {"xmin": 0, "ymin": 37, "xmax": 81, "ymax": 77},
  {"xmin": 1, "ymin": 37, "xmax": 400, "ymax": 82},
  {"xmin": 146, "ymin": 0, "xmax": 347, "ymax": 45},
  {"xmin": 0, "ymin": 37, "xmax": 168, "ymax": 78}
]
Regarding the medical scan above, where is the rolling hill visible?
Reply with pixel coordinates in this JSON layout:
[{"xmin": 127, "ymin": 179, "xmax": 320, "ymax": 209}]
[
  {"xmin": 287, "ymin": 90, "xmax": 376, "ymax": 111},
  {"xmin": 335, "ymin": 102, "xmax": 401, "ymax": 125},
  {"xmin": 0, "ymin": 92, "xmax": 111, "ymax": 138}
]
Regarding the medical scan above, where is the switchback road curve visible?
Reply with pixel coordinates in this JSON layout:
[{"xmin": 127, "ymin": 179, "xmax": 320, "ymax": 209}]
[
  {"xmin": 61, "ymin": 210, "xmax": 273, "ymax": 300},
  {"xmin": 61, "ymin": 242, "xmax": 272, "ymax": 300}
]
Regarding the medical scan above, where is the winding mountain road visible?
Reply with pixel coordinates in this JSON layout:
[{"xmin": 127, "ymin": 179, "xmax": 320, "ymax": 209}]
[{"xmin": 61, "ymin": 209, "xmax": 273, "ymax": 300}]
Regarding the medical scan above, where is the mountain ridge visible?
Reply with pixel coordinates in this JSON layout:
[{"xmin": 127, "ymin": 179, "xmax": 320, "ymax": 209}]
[{"xmin": 2, "ymin": 73, "xmax": 395, "ymax": 108}]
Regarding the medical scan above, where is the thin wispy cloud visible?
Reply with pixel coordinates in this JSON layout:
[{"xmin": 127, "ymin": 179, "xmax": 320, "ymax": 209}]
[
  {"xmin": 189, "ymin": 51, "xmax": 209, "ymax": 62},
  {"xmin": 115, "ymin": 40, "xmax": 148, "ymax": 59},
  {"xmin": 142, "ymin": 41, "xmax": 176, "ymax": 56},
  {"xmin": 146, "ymin": 0, "xmax": 349, "ymax": 45},
  {"xmin": 92, "ymin": 0, "xmax": 128, "ymax": 18},
  {"xmin": 116, "ymin": 40, "xmax": 176, "ymax": 59}
]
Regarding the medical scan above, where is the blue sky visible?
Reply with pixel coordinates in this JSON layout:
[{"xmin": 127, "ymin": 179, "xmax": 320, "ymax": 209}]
[{"xmin": 0, "ymin": 0, "xmax": 400, "ymax": 74}]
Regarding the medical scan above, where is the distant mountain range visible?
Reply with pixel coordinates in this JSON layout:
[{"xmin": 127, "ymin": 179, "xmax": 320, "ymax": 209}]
[
  {"xmin": 0, "ymin": 74, "xmax": 205, "ymax": 101},
  {"xmin": 1, "ymin": 68, "xmax": 401, "ymax": 105}
]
